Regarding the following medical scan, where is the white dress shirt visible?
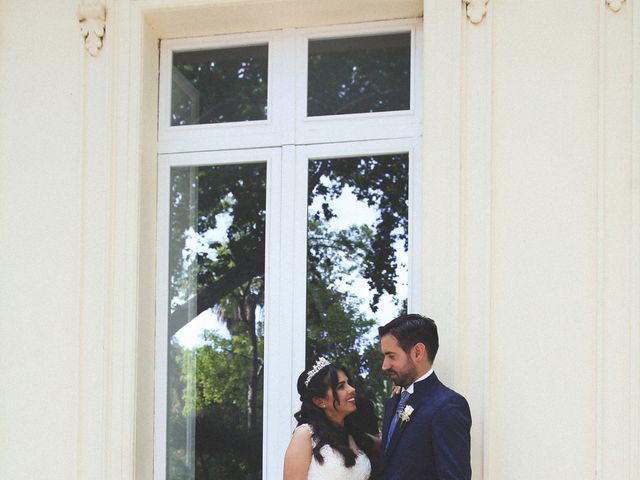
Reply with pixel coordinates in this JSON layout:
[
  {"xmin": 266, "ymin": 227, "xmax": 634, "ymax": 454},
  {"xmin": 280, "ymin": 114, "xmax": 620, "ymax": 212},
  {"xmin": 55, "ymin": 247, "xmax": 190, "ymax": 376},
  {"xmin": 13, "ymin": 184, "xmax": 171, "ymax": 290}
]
[{"xmin": 404, "ymin": 368, "xmax": 434, "ymax": 395}]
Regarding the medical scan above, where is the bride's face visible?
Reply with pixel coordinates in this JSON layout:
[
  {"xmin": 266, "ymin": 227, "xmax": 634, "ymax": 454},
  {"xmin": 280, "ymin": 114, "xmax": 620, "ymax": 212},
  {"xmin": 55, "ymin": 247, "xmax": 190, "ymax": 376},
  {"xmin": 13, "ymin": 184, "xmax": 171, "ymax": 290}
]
[{"xmin": 320, "ymin": 370, "xmax": 357, "ymax": 421}]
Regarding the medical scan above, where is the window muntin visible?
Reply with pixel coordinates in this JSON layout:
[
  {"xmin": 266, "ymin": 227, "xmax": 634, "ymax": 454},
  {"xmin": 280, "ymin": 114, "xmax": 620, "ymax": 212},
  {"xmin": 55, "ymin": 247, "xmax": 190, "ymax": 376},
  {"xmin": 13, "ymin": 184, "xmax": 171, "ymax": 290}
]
[
  {"xmin": 171, "ymin": 45, "xmax": 269, "ymax": 126},
  {"xmin": 166, "ymin": 162, "xmax": 266, "ymax": 480},
  {"xmin": 307, "ymin": 33, "xmax": 411, "ymax": 117}
]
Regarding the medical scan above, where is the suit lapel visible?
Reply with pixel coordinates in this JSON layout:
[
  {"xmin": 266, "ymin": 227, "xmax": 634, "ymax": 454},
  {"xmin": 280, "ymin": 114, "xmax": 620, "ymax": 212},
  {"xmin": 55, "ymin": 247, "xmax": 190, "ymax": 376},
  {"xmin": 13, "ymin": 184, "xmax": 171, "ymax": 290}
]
[{"xmin": 380, "ymin": 373, "xmax": 441, "ymax": 472}]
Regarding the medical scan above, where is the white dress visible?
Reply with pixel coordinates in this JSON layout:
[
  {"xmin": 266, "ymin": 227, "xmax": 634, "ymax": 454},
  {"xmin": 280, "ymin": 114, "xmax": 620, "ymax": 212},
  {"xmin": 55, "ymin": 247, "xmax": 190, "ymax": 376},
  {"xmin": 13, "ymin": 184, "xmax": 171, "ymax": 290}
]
[{"xmin": 297, "ymin": 424, "xmax": 371, "ymax": 480}]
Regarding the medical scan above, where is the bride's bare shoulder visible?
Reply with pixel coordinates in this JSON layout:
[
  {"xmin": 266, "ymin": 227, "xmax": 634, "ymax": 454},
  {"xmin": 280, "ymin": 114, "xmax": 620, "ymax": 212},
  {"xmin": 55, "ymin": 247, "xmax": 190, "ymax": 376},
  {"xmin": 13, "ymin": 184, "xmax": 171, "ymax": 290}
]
[
  {"xmin": 284, "ymin": 425, "xmax": 313, "ymax": 479},
  {"xmin": 293, "ymin": 423, "xmax": 313, "ymax": 436}
]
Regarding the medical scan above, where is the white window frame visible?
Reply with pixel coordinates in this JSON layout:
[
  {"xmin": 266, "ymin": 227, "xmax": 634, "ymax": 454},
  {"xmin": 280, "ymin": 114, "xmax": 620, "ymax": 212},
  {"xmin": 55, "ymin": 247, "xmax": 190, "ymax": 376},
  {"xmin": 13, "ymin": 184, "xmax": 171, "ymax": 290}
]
[
  {"xmin": 155, "ymin": 147, "xmax": 286, "ymax": 480},
  {"xmin": 155, "ymin": 19, "xmax": 423, "ymax": 480},
  {"xmin": 158, "ymin": 30, "xmax": 294, "ymax": 153},
  {"xmin": 295, "ymin": 19, "xmax": 423, "ymax": 145},
  {"xmin": 158, "ymin": 19, "xmax": 422, "ymax": 153}
]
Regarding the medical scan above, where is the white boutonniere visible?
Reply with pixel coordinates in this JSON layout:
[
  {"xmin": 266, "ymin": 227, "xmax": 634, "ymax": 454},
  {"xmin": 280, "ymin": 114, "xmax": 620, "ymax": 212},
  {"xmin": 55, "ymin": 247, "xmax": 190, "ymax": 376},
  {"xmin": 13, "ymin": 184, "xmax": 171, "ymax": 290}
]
[{"xmin": 399, "ymin": 405, "xmax": 414, "ymax": 423}]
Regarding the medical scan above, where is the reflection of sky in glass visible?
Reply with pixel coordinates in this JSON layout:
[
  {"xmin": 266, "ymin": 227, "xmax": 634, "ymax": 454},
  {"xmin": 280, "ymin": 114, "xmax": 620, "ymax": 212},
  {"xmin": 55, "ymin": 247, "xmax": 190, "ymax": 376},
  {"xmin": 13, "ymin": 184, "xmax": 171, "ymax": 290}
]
[
  {"xmin": 171, "ymin": 211, "xmax": 232, "ymax": 311},
  {"xmin": 173, "ymin": 309, "xmax": 232, "ymax": 346},
  {"xmin": 309, "ymin": 183, "xmax": 408, "ymax": 336},
  {"xmin": 182, "ymin": 210, "xmax": 232, "ymax": 261},
  {"xmin": 172, "ymin": 211, "xmax": 237, "ymax": 347},
  {"xmin": 174, "ymin": 306, "xmax": 266, "ymax": 347}
]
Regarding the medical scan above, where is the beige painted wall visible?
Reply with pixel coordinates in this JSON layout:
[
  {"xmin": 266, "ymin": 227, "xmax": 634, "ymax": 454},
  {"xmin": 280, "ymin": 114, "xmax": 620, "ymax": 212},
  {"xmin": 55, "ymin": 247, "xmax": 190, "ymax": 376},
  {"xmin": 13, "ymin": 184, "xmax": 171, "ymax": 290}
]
[
  {"xmin": 453, "ymin": 1, "xmax": 639, "ymax": 478},
  {"xmin": 0, "ymin": 0, "xmax": 637, "ymax": 479},
  {"xmin": 0, "ymin": 1, "xmax": 83, "ymax": 479},
  {"xmin": 490, "ymin": 2, "xmax": 599, "ymax": 477}
]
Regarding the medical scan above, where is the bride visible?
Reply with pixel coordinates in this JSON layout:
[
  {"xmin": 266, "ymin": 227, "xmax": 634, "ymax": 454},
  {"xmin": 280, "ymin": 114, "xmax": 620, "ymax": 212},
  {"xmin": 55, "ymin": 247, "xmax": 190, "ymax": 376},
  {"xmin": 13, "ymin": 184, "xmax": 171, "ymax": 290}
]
[{"xmin": 283, "ymin": 357, "xmax": 375, "ymax": 480}]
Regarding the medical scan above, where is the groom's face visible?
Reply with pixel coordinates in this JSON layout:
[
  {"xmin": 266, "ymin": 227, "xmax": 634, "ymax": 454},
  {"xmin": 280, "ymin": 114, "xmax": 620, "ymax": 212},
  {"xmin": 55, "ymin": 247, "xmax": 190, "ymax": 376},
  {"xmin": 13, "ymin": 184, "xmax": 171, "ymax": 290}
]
[{"xmin": 380, "ymin": 334, "xmax": 418, "ymax": 388}]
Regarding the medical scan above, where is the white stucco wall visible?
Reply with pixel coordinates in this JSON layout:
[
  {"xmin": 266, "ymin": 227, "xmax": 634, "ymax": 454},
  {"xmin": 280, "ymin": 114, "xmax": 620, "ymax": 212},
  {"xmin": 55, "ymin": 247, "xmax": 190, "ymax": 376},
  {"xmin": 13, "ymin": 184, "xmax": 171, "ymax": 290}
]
[
  {"xmin": 0, "ymin": 0, "xmax": 638, "ymax": 479},
  {"xmin": 0, "ymin": 1, "xmax": 83, "ymax": 479},
  {"xmin": 490, "ymin": 2, "xmax": 599, "ymax": 476}
]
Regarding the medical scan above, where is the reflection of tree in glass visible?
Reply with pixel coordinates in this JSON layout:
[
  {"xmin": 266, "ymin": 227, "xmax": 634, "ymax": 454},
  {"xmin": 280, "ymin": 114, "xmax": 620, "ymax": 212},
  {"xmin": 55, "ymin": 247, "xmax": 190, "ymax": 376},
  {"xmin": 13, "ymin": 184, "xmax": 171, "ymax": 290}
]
[
  {"xmin": 168, "ymin": 164, "xmax": 266, "ymax": 480},
  {"xmin": 166, "ymin": 153, "xmax": 409, "ymax": 478},
  {"xmin": 308, "ymin": 154, "xmax": 408, "ymax": 307},
  {"xmin": 307, "ymin": 33, "xmax": 411, "ymax": 116},
  {"xmin": 169, "ymin": 164, "xmax": 267, "ymax": 339},
  {"xmin": 172, "ymin": 45, "xmax": 268, "ymax": 125},
  {"xmin": 306, "ymin": 154, "xmax": 409, "ymax": 416}
]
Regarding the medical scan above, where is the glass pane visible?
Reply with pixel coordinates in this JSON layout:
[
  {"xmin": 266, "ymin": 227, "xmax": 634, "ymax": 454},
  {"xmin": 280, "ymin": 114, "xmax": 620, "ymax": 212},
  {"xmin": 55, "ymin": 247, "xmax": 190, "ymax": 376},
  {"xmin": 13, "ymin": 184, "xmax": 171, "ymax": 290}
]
[
  {"xmin": 307, "ymin": 33, "xmax": 411, "ymax": 117},
  {"xmin": 167, "ymin": 163, "xmax": 266, "ymax": 480},
  {"xmin": 306, "ymin": 153, "xmax": 409, "ymax": 423},
  {"xmin": 171, "ymin": 45, "xmax": 268, "ymax": 126}
]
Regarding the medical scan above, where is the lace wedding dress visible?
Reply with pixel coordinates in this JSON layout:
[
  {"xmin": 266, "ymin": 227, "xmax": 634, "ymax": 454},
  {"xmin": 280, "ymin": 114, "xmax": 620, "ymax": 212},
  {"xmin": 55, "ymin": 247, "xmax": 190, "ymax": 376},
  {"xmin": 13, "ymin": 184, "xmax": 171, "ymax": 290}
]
[{"xmin": 298, "ymin": 424, "xmax": 371, "ymax": 480}]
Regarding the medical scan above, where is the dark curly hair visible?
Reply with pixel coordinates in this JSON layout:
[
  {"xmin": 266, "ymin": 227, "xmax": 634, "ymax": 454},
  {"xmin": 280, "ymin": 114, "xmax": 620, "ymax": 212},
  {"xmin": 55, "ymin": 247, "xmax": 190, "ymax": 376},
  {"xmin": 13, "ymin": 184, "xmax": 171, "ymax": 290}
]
[{"xmin": 293, "ymin": 361, "xmax": 374, "ymax": 468}]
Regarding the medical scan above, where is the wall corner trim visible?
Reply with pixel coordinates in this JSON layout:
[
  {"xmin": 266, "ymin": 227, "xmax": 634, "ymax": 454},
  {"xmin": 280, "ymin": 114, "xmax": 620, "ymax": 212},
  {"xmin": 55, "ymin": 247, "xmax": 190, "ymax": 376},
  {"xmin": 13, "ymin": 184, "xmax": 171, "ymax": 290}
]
[
  {"xmin": 463, "ymin": 0, "xmax": 489, "ymax": 24},
  {"xmin": 606, "ymin": 0, "xmax": 626, "ymax": 12},
  {"xmin": 77, "ymin": 3, "xmax": 106, "ymax": 56}
]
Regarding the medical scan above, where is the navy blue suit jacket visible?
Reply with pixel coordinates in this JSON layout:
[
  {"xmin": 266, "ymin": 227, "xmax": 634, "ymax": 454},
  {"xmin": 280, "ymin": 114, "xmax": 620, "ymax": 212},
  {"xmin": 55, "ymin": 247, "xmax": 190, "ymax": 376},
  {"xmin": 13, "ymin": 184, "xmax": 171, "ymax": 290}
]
[{"xmin": 380, "ymin": 373, "xmax": 471, "ymax": 480}]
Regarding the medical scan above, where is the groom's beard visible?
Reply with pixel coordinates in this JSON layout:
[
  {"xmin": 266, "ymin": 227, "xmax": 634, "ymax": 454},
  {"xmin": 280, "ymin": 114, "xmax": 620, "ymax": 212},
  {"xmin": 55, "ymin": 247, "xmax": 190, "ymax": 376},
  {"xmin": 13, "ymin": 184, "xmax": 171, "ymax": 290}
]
[{"xmin": 386, "ymin": 364, "xmax": 418, "ymax": 388}]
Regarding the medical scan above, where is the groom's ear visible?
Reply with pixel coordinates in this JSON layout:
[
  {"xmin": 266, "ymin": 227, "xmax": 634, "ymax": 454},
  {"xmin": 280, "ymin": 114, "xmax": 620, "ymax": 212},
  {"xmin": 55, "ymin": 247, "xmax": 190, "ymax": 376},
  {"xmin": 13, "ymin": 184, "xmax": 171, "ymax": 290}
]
[{"xmin": 412, "ymin": 342, "xmax": 427, "ymax": 362}]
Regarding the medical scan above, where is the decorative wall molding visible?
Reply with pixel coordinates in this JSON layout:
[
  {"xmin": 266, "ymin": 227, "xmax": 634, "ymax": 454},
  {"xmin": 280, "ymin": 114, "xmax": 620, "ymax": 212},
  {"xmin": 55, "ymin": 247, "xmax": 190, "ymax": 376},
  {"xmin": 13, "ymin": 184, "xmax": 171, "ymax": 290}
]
[
  {"xmin": 606, "ymin": 0, "xmax": 626, "ymax": 12},
  {"xmin": 464, "ymin": 0, "xmax": 489, "ymax": 24},
  {"xmin": 77, "ymin": 3, "xmax": 106, "ymax": 56}
]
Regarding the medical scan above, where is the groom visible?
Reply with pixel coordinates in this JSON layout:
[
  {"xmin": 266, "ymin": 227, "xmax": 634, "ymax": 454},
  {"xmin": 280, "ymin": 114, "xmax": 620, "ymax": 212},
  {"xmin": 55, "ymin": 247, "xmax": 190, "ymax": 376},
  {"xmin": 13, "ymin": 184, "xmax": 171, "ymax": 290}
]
[{"xmin": 379, "ymin": 314, "xmax": 471, "ymax": 479}]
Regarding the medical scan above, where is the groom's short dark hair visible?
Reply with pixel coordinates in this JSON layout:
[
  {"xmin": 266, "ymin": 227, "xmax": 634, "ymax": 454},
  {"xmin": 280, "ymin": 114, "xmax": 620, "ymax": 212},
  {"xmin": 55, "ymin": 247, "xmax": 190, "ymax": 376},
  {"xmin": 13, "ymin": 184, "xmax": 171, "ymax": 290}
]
[{"xmin": 378, "ymin": 314, "xmax": 439, "ymax": 362}]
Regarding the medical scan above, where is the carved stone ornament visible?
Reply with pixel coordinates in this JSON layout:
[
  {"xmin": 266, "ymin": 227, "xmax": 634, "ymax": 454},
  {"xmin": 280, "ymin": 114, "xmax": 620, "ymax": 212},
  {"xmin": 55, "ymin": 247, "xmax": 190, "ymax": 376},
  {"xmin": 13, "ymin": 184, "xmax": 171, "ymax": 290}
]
[
  {"xmin": 77, "ymin": 3, "xmax": 106, "ymax": 56},
  {"xmin": 464, "ymin": 0, "xmax": 489, "ymax": 24},
  {"xmin": 606, "ymin": 0, "xmax": 626, "ymax": 12}
]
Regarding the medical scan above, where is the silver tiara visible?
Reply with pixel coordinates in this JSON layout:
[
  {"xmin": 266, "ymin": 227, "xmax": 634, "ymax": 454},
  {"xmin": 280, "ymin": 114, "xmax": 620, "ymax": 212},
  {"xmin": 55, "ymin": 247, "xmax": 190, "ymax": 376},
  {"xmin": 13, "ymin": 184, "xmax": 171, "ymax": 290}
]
[{"xmin": 304, "ymin": 357, "xmax": 331, "ymax": 387}]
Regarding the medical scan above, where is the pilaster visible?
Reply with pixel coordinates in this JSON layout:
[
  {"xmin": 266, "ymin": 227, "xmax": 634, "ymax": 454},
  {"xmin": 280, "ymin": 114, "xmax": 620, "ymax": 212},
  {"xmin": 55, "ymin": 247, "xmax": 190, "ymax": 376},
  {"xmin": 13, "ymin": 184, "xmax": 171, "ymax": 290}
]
[
  {"xmin": 459, "ymin": 0, "xmax": 492, "ymax": 477},
  {"xmin": 421, "ymin": 0, "xmax": 462, "ymax": 384},
  {"xmin": 597, "ymin": 0, "xmax": 636, "ymax": 477}
]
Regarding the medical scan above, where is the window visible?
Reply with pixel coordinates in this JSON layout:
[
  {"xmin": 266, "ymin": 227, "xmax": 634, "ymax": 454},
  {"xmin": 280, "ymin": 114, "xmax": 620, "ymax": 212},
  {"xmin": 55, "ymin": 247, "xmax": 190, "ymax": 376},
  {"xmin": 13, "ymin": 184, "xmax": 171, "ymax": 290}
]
[
  {"xmin": 171, "ymin": 44, "xmax": 269, "ymax": 125},
  {"xmin": 306, "ymin": 32, "xmax": 411, "ymax": 116},
  {"xmin": 156, "ymin": 19, "xmax": 422, "ymax": 480}
]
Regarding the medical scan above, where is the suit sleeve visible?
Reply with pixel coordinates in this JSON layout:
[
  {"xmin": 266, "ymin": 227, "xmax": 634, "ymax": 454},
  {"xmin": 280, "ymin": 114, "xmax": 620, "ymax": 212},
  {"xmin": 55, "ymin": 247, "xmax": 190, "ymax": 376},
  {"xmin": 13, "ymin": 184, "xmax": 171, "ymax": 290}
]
[{"xmin": 431, "ymin": 396, "xmax": 472, "ymax": 480}]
